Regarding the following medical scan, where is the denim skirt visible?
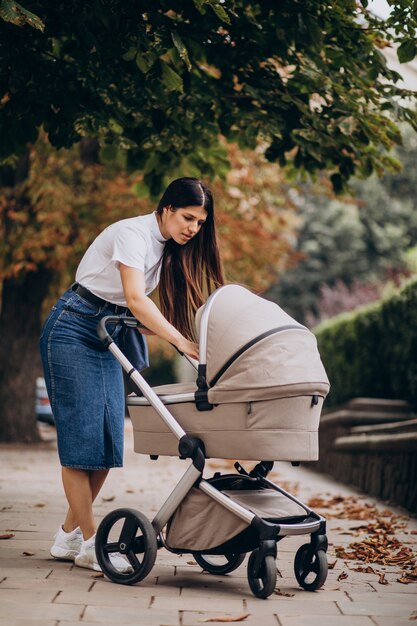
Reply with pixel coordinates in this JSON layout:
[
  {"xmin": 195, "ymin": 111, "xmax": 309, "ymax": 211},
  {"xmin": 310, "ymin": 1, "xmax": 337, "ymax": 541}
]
[{"xmin": 39, "ymin": 288, "xmax": 127, "ymax": 470}]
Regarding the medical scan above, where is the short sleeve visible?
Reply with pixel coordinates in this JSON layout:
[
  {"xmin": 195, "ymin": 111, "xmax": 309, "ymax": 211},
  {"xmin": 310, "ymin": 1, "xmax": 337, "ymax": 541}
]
[{"xmin": 112, "ymin": 226, "xmax": 148, "ymax": 271}]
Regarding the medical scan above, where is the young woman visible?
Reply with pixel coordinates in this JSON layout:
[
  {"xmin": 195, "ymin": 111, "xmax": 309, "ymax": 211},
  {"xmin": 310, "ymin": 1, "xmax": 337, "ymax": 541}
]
[{"xmin": 39, "ymin": 177, "xmax": 224, "ymax": 572}]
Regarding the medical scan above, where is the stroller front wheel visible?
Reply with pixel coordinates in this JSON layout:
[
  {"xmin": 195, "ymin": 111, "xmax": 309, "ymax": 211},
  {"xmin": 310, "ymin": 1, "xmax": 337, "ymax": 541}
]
[
  {"xmin": 294, "ymin": 544, "xmax": 328, "ymax": 591},
  {"xmin": 247, "ymin": 550, "xmax": 277, "ymax": 599},
  {"xmin": 96, "ymin": 508, "xmax": 157, "ymax": 585},
  {"xmin": 193, "ymin": 552, "xmax": 246, "ymax": 575}
]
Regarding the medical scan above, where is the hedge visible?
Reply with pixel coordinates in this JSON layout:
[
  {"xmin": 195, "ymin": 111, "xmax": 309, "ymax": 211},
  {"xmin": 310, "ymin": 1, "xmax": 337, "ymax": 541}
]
[{"xmin": 314, "ymin": 277, "xmax": 417, "ymax": 409}]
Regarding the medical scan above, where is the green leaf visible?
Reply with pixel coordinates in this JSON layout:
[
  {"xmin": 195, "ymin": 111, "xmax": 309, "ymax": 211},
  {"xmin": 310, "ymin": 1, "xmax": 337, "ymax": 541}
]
[
  {"xmin": 0, "ymin": 0, "xmax": 45, "ymax": 31},
  {"xmin": 108, "ymin": 119, "xmax": 123, "ymax": 134},
  {"xmin": 161, "ymin": 61, "xmax": 184, "ymax": 92},
  {"xmin": 397, "ymin": 39, "xmax": 417, "ymax": 63},
  {"xmin": 206, "ymin": 0, "xmax": 231, "ymax": 24},
  {"xmin": 122, "ymin": 47, "xmax": 137, "ymax": 62},
  {"xmin": 171, "ymin": 31, "xmax": 192, "ymax": 71},
  {"xmin": 135, "ymin": 51, "xmax": 157, "ymax": 74}
]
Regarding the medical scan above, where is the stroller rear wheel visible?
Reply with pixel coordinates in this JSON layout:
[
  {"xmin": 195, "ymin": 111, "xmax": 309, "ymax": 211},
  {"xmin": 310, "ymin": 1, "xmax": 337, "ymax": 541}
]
[
  {"xmin": 193, "ymin": 552, "xmax": 246, "ymax": 575},
  {"xmin": 294, "ymin": 544, "xmax": 328, "ymax": 591},
  {"xmin": 247, "ymin": 550, "xmax": 277, "ymax": 599},
  {"xmin": 96, "ymin": 508, "xmax": 157, "ymax": 585}
]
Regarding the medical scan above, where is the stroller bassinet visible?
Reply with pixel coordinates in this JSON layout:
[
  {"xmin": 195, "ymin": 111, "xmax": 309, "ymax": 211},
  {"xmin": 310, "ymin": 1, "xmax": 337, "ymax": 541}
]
[
  {"xmin": 95, "ymin": 285, "xmax": 331, "ymax": 599},
  {"xmin": 128, "ymin": 284, "xmax": 329, "ymax": 461}
]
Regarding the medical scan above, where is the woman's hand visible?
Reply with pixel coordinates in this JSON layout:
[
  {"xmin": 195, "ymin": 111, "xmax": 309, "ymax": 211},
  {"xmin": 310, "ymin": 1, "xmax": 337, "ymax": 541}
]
[{"xmin": 175, "ymin": 337, "xmax": 199, "ymax": 361}]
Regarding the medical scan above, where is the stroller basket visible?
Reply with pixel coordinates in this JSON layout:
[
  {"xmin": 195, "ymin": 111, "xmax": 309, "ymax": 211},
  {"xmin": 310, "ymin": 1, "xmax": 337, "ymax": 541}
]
[{"xmin": 166, "ymin": 474, "xmax": 307, "ymax": 552}]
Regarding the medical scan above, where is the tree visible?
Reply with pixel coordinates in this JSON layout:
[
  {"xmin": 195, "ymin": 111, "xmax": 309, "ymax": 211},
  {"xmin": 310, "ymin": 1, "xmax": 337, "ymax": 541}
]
[
  {"xmin": 1, "ymin": 1, "xmax": 416, "ymax": 194},
  {"xmin": 0, "ymin": 136, "xmax": 300, "ymax": 441},
  {"xmin": 268, "ymin": 127, "xmax": 417, "ymax": 325}
]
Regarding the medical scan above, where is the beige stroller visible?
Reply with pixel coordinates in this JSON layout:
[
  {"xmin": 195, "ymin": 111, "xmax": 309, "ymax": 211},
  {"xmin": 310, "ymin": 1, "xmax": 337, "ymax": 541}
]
[{"xmin": 95, "ymin": 284, "xmax": 330, "ymax": 599}]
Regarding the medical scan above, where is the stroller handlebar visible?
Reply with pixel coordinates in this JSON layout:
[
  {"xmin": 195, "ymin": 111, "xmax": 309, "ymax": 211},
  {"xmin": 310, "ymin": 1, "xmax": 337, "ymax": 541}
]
[{"xmin": 97, "ymin": 315, "xmax": 140, "ymax": 345}]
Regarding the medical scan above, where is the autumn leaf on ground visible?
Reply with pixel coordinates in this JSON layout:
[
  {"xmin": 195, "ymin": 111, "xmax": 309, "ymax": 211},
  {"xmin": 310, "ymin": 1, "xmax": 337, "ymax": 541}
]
[
  {"xmin": 199, "ymin": 615, "xmax": 250, "ymax": 623},
  {"xmin": 328, "ymin": 560, "xmax": 337, "ymax": 569},
  {"xmin": 101, "ymin": 496, "xmax": 115, "ymax": 502},
  {"xmin": 275, "ymin": 589, "xmax": 295, "ymax": 597},
  {"xmin": 337, "ymin": 571, "xmax": 348, "ymax": 581},
  {"xmin": 91, "ymin": 572, "xmax": 104, "ymax": 578},
  {"xmin": 378, "ymin": 572, "xmax": 389, "ymax": 585},
  {"xmin": 353, "ymin": 566, "xmax": 376, "ymax": 574},
  {"xmin": 0, "ymin": 533, "xmax": 14, "ymax": 539},
  {"xmin": 22, "ymin": 551, "xmax": 35, "ymax": 556},
  {"xmin": 34, "ymin": 503, "xmax": 46, "ymax": 508},
  {"xmin": 187, "ymin": 560, "xmax": 197, "ymax": 565}
]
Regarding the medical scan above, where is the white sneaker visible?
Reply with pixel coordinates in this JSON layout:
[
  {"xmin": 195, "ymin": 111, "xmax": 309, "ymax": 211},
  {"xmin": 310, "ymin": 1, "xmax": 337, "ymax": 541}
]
[
  {"xmin": 74, "ymin": 534, "xmax": 133, "ymax": 573},
  {"xmin": 50, "ymin": 525, "xmax": 83, "ymax": 561}
]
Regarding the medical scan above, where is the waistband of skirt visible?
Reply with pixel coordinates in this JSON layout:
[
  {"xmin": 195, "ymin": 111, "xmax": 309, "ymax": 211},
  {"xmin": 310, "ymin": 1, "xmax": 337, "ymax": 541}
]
[{"xmin": 71, "ymin": 283, "xmax": 129, "ymax": 315}]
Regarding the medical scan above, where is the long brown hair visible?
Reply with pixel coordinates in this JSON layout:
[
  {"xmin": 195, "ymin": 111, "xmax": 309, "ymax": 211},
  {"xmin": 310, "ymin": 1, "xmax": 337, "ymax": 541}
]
[{"xmin": 156, "ymin": 178, "xmax": 224, "ymax": 341}]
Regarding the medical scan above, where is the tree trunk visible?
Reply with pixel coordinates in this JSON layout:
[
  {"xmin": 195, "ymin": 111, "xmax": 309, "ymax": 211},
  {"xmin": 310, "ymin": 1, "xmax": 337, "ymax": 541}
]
[{"xmin": 0, "ymin": 267, "xmax": 53, "ymax": 442}]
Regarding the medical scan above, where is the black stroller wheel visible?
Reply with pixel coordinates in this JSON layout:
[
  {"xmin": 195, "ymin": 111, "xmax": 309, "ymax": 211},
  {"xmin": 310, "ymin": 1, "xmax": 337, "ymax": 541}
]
[
  {"xmin": 247, "ymin": 549, "xmax": 277, "ymax": 599},
  {"xmin": 193, "ymin": 552, "xmax": 246, "ymax": 575},
  {"xmin": 95, "ymin": 508, "xmax": 157, "ymax": 585},
  {"xmin": 294, "ymin": 544, "xmax": 328, "ymax": 591}
]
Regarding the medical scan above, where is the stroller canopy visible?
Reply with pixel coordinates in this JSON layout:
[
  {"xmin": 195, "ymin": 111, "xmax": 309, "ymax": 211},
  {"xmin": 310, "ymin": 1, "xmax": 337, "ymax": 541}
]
[{"xmin": 195, "ymin": 285, "xmax": 330, "ymax": 404}]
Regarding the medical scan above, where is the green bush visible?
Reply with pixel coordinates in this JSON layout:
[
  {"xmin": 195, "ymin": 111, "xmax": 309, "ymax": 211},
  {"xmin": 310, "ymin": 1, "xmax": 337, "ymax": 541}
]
[{"xmin": 315, "ymin": 278, "xmax": 417, "ymax": 408}]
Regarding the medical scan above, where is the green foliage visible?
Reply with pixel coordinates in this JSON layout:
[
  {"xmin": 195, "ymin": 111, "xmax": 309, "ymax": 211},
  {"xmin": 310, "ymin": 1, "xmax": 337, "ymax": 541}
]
[
  {"xmin": 1, "ymin": 1, "xmax": 416, "ymax": 194},
  {"xmin": 268, "ymin": 127, "xmax": 417, "ymax": 324},
  {"xmin": 315, "ymin": 278, "xmax": 417, "ymax": 408}
]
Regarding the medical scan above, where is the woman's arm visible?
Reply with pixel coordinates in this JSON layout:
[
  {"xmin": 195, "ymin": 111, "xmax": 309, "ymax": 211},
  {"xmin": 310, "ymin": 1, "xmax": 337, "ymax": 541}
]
[{"xmin": 119, "ymin": 264, "xmax": 199, "ymax": 360}]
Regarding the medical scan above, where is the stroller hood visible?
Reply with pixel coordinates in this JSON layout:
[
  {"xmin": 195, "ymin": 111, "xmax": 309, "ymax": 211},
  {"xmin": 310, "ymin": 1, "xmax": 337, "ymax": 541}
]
[{"xmin": 195, "ymin": 285, "xmax": 330, "ymax": 403}]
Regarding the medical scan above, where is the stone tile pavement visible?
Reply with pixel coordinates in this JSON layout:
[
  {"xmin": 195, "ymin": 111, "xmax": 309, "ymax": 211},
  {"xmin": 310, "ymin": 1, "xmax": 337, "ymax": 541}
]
[{"xmin": 0, "ymin": 420, "xmax": 416, "ymax": 626}]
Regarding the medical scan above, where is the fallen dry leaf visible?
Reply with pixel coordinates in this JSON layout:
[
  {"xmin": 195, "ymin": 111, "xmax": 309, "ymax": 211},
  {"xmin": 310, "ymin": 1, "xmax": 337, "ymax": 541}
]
[
  {"xmin": 275, "ymin": 589, "xmax": 295, "ymax": 597},
  {"xmin": 0, "ymin": 533, "xmax": 14, "ymax": 540},
  {"xmin": 328, "ymin": 560, "xmax": 337, "ymax": 570},
  {"xmin": 411, "ymin": 531, "xmax": 417, "ymax": 536},
  {"xmin": 22, "ymin": 551, "xmax": 35, "ymax": 556},
  {"xmin": 338, "ymin": 571, "xmax": 349, "ymax": 581},
  {"xmin": 90, "ymin": 572, "xmax": 104, "ymax": 578},
  {"xmin": 353, "ymin": 566, "xmax": 376, "ymax": 574},
  {"xmin": 200, "ymin": 615, "xmax": 250, "ymax": 623},
  {"xmin": 34, "ymin": 503, "xmax": 46, "ymax": 508},
  {"xmin": 378, "ymin": 572, "xmax": 389, "ymax": 585},
  {"xmin": 187, "ymin": 560, "xmax": 197, "ymax": 566},
  {"xmin": 101, "ymin": 496, "xmax": 115, "ymax": 502}
]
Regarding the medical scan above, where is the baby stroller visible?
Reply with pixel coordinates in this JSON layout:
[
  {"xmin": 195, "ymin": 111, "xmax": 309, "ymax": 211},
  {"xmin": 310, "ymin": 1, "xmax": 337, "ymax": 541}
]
[{"xmin": 95, "ymin": 284, "xmax": 330, "ymax": 599}]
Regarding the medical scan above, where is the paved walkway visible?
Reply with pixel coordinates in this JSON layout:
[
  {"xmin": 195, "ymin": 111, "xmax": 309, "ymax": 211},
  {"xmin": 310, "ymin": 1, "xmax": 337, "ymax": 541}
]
[{"xmin": 0, "ymin": 420, "xmax": 416, "ymax": 626}]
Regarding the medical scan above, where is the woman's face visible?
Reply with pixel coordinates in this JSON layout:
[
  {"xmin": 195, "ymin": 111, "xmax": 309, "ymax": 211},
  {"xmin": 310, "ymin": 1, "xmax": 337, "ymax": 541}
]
[{"xmin": 160, "ymin": 205, "xmax": 207, "ymax": 245}]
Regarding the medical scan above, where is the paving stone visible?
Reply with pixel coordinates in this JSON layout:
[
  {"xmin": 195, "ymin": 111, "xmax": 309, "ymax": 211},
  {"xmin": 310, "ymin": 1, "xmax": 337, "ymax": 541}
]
[
  {"xmin": 278, "ymin": 617, "xmax": 374, "ymax": 626},
  {"xmin": 55, "ymin": 589, "xmax": 152, "ymax": 607},
  {"xmin": 83, "ymin": 605, "xmax": 179, "ymax": 624},
  {"xmin": 247, "ymin": 598, "xmax": 341, "ymax": 615},
  {"xmin": 372, "ymin": 618, "xmax": 417, "ymax": 626},
  {"xmin": 337, "ymin": 600, "xmax": 415, "ymax": 617},
  {"xmin": 0, "ymin": 588, "xmax": 57, "ymax": 603},
  {"xmin": 0, "ymin": 621, "xmax": 58, "ymax": 626},
  {"xmin": 153, "ymin": 595, "xmax": 245, "ymax": 611},
  {"xmin": 0, "ymin": 599, "xmax": 82, "ymax": 620},
  {"xmin": 182, "ymin": 609, "xmax": 278, "ymax": 626}
]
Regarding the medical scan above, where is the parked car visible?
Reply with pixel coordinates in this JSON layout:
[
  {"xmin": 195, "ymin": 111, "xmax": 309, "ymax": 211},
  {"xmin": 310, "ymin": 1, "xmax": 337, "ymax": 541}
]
[{"xmin": 36, "ymin": 376, "xmax": 54, "ymax": 425}]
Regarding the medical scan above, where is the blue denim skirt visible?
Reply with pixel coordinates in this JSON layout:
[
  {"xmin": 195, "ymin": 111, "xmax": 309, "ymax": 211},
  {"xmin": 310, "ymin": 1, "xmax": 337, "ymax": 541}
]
[{"xmin": 39, "ymin": 288, "xmax": 128, "ymax": 469}]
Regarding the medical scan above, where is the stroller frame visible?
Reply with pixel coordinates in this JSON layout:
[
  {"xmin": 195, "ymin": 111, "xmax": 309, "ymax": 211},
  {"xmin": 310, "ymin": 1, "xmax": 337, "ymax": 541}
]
[{"xmin": 95, "ymin": 311, "xmax": 328, "ymax": 599}]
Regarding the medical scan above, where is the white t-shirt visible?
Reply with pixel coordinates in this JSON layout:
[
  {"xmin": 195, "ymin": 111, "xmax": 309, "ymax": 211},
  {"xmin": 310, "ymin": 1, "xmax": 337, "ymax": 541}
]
[{"xmin": 75, "ymin": 212, "xmax": 167, "ymax": 305}]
